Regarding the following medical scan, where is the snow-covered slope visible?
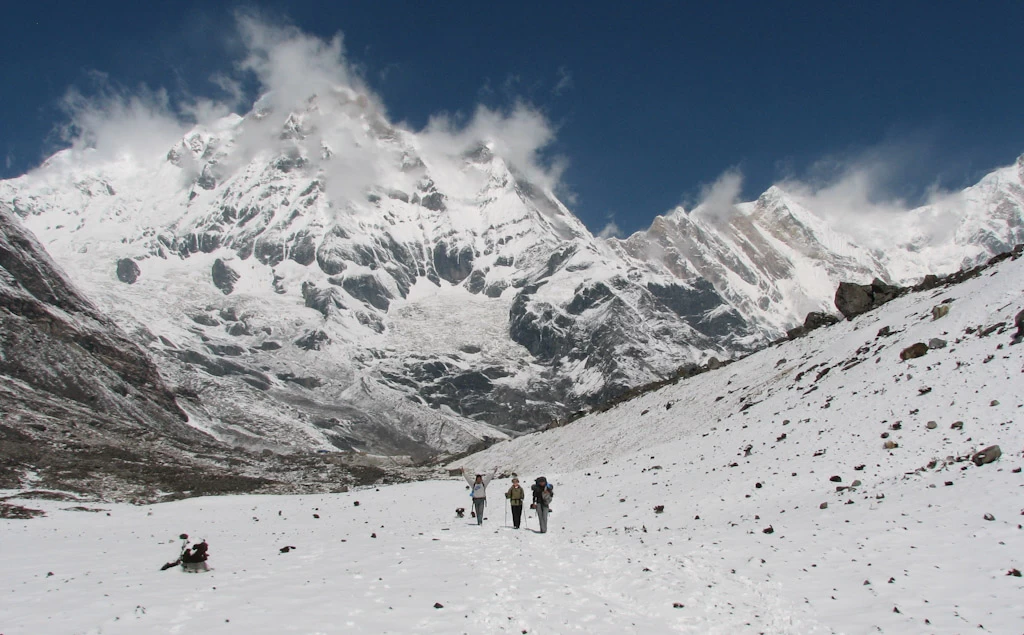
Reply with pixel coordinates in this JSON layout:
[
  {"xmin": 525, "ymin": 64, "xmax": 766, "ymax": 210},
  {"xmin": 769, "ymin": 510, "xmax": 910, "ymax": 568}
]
[
  {"xmin": 2, "ymin": 228, "xmax": 1021, "ymax": 634},
  {"xmin": 612, "ymin": 155, "xmax": 1024, "ymax": 337}
]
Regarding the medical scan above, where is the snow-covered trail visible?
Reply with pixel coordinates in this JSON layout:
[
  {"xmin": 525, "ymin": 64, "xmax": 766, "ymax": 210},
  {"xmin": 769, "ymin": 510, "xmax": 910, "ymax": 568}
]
[
  {"xmin": 3, "ymin": 241, "xmax": 1024, "ymax": 634},
  {"xmin": 1, "ymin": 477, "xmax": 829, "ymax": 635}
]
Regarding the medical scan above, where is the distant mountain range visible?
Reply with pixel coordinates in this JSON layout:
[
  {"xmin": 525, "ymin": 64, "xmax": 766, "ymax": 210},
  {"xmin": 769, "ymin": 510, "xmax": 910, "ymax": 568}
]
[{"xmin": 2, "ymin": 87, "xmax": 1022, "ymax": 462}]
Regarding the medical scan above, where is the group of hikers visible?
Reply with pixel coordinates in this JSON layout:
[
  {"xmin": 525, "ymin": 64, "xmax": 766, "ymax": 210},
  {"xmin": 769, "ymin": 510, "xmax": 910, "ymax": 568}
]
[{"xmin": 462, "ymin": 467, "xmax": 554, "ymax": 533}]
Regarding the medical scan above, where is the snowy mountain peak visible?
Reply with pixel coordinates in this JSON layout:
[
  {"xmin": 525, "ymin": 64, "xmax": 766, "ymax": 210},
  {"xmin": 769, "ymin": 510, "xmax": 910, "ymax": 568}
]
[
  {"xmin": 0, "ymin": 96, "xmax": 760, "ymax": 455},
  {"xmin": 1, "ymin": 92, "xmax": 1022, "ymax": 458}
]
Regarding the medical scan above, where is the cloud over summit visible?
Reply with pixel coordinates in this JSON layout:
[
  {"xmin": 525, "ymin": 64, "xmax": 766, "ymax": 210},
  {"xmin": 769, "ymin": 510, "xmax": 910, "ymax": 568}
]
[{"xmin": 42, "ymin": 14, "xmax": 567, "ymax": 204}]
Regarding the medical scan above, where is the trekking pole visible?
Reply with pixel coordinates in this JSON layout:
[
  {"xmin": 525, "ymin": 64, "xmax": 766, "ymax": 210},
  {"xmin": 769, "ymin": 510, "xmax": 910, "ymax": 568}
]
[{"xmin": 505, "ymin": 498, "xmax": 509, "ymax": 528}]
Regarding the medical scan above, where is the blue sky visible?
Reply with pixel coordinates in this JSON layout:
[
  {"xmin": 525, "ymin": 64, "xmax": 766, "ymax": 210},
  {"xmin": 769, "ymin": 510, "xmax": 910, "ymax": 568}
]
[{"xmin": 2, "ymin": 1, "xmax": 1023, "ymax": 236}]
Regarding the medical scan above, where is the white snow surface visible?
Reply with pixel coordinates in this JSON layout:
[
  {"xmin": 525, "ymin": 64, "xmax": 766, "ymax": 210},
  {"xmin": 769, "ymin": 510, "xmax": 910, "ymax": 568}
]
[{"xmin": 3, "ymin": 232, "xmax": 1024, "ymax": 635}]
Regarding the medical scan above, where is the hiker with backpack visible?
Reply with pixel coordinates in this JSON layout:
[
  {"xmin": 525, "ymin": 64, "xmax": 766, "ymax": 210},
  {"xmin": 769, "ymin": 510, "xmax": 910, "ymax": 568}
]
[
  {"xmin": 505, "ymin": 477, "xmax": 526, "ymax": 528},
  {"xmin": 530, "ymin": 476, "xmax": 554, "ymax": 533},
  {"xmin": 463, "ymin": 466, "xmax": 497, "ymax": 525}
]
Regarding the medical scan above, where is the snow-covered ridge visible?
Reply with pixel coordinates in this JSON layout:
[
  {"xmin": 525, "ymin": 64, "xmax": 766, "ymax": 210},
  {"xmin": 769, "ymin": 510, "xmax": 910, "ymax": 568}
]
[
  {"xmin": 0, "ymin": 96, "xmax": 757, "ymax": 454},
  {"xmin": 612, "ymin": 154, "xmax": 1024, "ymax": 336},
  {"xmin": 1, "ymin": 90, "xmax": 1022, "ymax": 456}
]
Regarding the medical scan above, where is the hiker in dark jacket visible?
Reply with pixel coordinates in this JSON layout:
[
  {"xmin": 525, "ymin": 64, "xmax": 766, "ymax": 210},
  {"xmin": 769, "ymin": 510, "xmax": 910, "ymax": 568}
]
[
  {"xmin": 531, "ymin": 476, "xmax": 554, "ymax": 533},
  {"xmin": 463, "ymin": 466, "xmax": 497, "ymax": 525},
  {"xmin": 505, "ymin": 477, "xmax": 525, "ymax": 528}
]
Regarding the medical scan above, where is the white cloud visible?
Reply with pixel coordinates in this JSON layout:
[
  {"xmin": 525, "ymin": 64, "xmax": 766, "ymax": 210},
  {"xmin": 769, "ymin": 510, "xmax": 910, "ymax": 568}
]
[
  {"xmin": 57, "ymin": 77, "xmax": 189, "ymax": 165},
  {"xmin": 39, "ymin": 13, "xmax": 569, "ymax": 210},
  {"xmin": 597, "ymin": 219, "xmax": 621, "ymax": 239},
  {"xmin": 553, "ymin": 66, "xmax": 573, "ymax": 96},
  {"xmin": 419, "ymin": 102, "xmax": 566, "ymax": 194},
  {"xmin": 777, "ymin": 146, "xmax": 965, "ymax": 250},
  {"xmin": 235, "ymin": 12, "xmax": 378, "ymax": 117},
  {"xmin": 691, "ymin": 169, "xmax": 743, "ymax": 225}
]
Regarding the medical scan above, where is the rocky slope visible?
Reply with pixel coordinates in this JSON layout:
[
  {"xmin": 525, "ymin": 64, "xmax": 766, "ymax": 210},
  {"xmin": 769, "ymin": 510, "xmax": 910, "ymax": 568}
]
[
  {"xmin": 0, "ymin": 203, "xmax": 425, "ymax": 501},
  {"xmin": 611, "ymin": 154, "xmax": 1024, "ymax": 336},
  {"xmin": 0, "ymin": 203, "xmax": 247, "ymax": 499}
]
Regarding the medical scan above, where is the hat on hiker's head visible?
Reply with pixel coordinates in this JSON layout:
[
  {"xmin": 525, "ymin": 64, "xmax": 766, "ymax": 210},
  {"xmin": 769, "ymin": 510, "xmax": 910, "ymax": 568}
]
[{"xmin": 512, "ymin": 477, "xmax": 519, "ymax": 483}]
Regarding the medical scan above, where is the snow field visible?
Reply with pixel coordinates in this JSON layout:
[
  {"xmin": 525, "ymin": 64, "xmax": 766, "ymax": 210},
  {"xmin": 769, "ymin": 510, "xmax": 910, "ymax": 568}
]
[
  {"xmin": 466, "ymin": 253, "xmax": 1024, "ymax": 632},
  {"xmin": 2, "ymin": 249, "xmax": 1023, "ymax": 634}
]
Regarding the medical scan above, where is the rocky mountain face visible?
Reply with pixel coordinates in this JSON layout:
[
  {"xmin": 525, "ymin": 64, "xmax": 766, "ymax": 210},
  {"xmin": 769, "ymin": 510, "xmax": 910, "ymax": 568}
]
[
  {"xmin": 0, "ymin": 203, "xmax": 249, "ymax": 498},
  {"xmin": 0, "ymin": 92, "xmax": 755, "ymax": 456},
  {"xmin": 1, "ymin": 87, "xmax": 1022, "ymax": 459},
  {"xmin": 611, "ymin": 155, "xmax": 1024, "ymax": 337},
  {"xmin": 0, "ymin": 203, "xmax": 434, "ymax": 500}
]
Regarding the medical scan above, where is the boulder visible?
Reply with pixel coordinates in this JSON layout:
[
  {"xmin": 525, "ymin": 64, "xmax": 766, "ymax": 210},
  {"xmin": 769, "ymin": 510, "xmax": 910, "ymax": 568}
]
[
  {"xmin": 116, "ymin": 258, "xmax": 140, "ymax": 284},
  {"xmin": 835, "ymin": 279, "xmax": 903, "ymax": 319},
  {"xmin": 294, "ymin": 330, "xmax": 331, "ymax": 351},
  {"xmin": 932, "ymin": 304, "xmax": 950, "ymax": 320},
  {"xmin": 927, "ymin": 338, "xmax": 947, "ymax": 349},
  {"xmin": 834, "ymin": 282, "xmax": 874, "ymax": 319},
  {"xmin": 899, "ymin": 343, "xmax": 929, "ymax": 361},
  {"xmin": 211, "ymin": 259, "xmax": 240, "ymax": 295},
  {"xmin": 971, "ymin": 445, "xmax": 1001, "ymax": 466},
  {"xmin": 226, "ymin": 322, "xmax": 251, "ymax": 337},
  {"xmin": 918, "ymin": 274, "xmax": 941, "ymax": 290},
  {"xmin": 191, "ymin": 314, "xmax": 220, "ymax": 327},
  {"xmin": 302, "ymin": 282, "xmax": 346, "ymax": 317},
  {"xmin": 803, "ymin": 311, "xmax": 840, "ymax": 332}
]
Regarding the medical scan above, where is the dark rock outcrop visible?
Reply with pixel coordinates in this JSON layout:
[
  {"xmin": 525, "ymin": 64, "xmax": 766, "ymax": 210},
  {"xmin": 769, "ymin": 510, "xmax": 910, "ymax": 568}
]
[
  {"xmin": 342, "ymin": 275, "xmax": 392, "ymax": 311},
  {"xmin": 835, "ymin": 278, "xmax": 903, "ymax": 319},
  {"xmin": 302, "ymin": 282, "xmax": 346, "ymax": 317},
  {"xmin": 276, "ymin": 373, "xmax": 323, "ymax": 389},
  {"xmin": 212, "ymin": 259, "xmax": 240, "ymax": 295},
  {"xmin": 295, "ymin": 330, "xmax": 331, "ymax": 351},
  {"xmin": 0, "ymin": 205, "xmax": 273, "ymax": 500},
  {"xmin": 464, "ymin": 270, "xmax": 487, "ymax": 295},
  {"xmin": 971, "ymin": 445, "xmax": 1001, "ymax": 466},
  {"xmin": 899, "ymin": 343, "xmax": 929, "ymax": 361},
  {"xmin": 803, "ymin": 311, "xmax": 840, "ymax": 332},
  {"xmin": 646, "ymin": 280, "xmax": 747, "ymax": 339},
  {"xmin": 432, "ymin": 241, "xmax": 474, "ymax": 285},
  {"xmin": 191, "ymin": 314, "xmax": 220, "ymax": 327},
  {"xmin": 788, "ymin": 311, "xmax": 841, "ymax": 340},
  {"xmin": 116, "ymin": 258, "xmax": 140, "ymax": 284}
]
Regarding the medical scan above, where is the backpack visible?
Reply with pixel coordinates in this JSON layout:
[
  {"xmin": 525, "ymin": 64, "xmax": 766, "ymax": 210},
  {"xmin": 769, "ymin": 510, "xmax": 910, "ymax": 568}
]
[{"xmin": 532, "ymin": 479, "xmax": 554, "ymax": 505}]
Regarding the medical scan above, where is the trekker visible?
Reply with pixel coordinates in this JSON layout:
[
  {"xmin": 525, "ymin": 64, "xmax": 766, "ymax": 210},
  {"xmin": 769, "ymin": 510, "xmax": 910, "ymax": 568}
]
[
  {"xmin": 463, "ymin": 466, "xmax": 497, "ymax": 525},
  {"xmin": 505, "ymin": 477, "xmax": 525, "ymax": 528},
  {"xmin": 531, "ymin": 477, "xmax": 554, "ymax": 533}
]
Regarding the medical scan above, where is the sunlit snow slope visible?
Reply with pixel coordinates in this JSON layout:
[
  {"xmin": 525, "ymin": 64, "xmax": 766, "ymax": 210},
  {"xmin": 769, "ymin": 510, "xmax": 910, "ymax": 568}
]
[{"xmin": 2, "ymin": 232, "xmax": 1021, "ymax": 634}]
